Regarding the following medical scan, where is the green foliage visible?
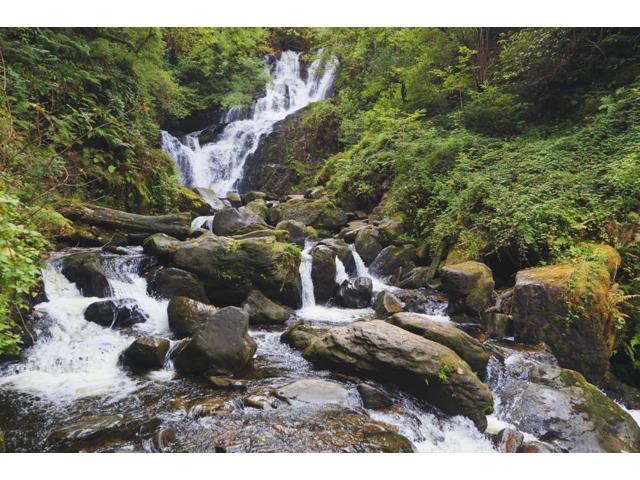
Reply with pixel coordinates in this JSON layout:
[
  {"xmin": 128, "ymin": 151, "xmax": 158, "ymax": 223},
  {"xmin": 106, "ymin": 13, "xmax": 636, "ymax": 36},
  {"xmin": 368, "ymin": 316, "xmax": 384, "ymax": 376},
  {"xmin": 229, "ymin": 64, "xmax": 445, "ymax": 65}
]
[{"xmin": 0, "ymin": 193, "xmax": 49, "ymax": 355}]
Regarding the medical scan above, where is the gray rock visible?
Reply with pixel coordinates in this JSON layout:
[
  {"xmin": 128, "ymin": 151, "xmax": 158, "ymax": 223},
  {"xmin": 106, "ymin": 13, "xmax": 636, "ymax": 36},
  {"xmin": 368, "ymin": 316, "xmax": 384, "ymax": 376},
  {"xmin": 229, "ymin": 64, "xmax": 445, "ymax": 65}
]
[
  {"xmin": 373, "ymin": 290, "xmax": 405, "ymax": 317},
  {"xmin": 60, "ymin": 251, "xmax": 112, "ymax": 297},
  {"xmin": 84, "ymin": 299, "xmax": 147, "ymax": 328},
  {"xmin": 121, "ymin": 337, "xmax": 170, "ymax": 370},
  {"xmin": 147, "ymin": 267, "xmax": 209, "ymax": 303},
  {"xmin": 337, "ymin": 277, "xmax": 373, "ymax": 308},
  {"xmin": 211, "ymin": 207, "xmax": 267, "ymax": 236},
  {"xmin": 241, "ymin": 289, "xmax": 292, "ymax": 325},
  {"xmin": 311, "ymin": 245, "xmax": 337, "ymax": 304},
  {"xmin": 168, "ymin": 296, "xmax": 217, "ymax": 338},
  {"xmin": 357, "ymin": 383, "xmax": 393, "ymax": 410},
  {"xmin": 275, "ymin": 379, "xmax": 352, "ymax": 408}
]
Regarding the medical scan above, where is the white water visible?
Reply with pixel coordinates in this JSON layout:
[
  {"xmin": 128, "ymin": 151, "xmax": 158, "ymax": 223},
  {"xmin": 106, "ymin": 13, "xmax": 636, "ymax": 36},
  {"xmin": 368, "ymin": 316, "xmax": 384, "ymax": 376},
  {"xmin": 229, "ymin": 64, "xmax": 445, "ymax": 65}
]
[
  {"xmin": 349, "ymin": 244, "xmax": 395, "ymax": 293},
  {"xmin": 0, "ymin": 251, "xmax": 171, "ymax": 402},
  {"xmin": 161, "ymin": 51, "xmax": 338, "ymax": 195}
]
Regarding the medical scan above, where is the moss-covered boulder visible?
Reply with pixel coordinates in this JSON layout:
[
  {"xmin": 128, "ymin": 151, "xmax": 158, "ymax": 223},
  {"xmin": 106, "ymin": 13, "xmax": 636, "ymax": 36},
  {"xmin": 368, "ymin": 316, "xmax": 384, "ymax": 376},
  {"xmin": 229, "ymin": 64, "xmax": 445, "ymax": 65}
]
[
  {"xmin": 311, "ymin": 245, "xmax": 337, "ymax": 304},
  {"xmin": 142, "ymin": 233, "xmax": 181, "ymax": 260},
  {"xmin": 275, "ymin": 220, "xmax": 308, "ymax": 247},
  {"xmin": 176, "ymin": 186, "xmax": 215, "ymax": 216},
  {"xmin": 302, "ymin": 320, "xmax": 493, "ymax": 430},
  {"xmin": 354, "ymin": 227, "xmax": 383, "ymax": 265},
  {"xmin": 389, "ymin": 312, "xmax": 491, "ymax": 375},
  {"xmin": 268, "ymin": 197, "xmax": 348, "ymax": 234},
  {"xmin": 244, "ymin": 199, "xmax": 269, "ymax": 220},
  {"xmin": 169, "ymin": 235, "xmax": 302, "ymax": 308},
  {"xmin": 241, "ymin": 289, "xmax": 293, "ymax": 325},
  {"xmin": 491, "ymin": 355, "xmax": 640, "ymax": 452},
  {"xmin": 280, "ymin": 321, "xmax": 321, "ymax": 351},
  {"xmin": 317, "ymin": 238, "xmax": 355, "ymax": 273},
  {"xmin": 511, "ymin": 261, "xmax": 616, "ymax": 383},
  {"xmin": 211, "ymin": 207, "xmax": 267, "ymax": 236},
  {"xmin": 147, "ymin": 267, "xmax": 209, "ymax": 303},
  {"xmin": 168, "ymin": 296, "xmax": 218, "ymax": 338},
  {"xmin": 173, "ymin": 306, "xmax": 256, "ymax": 376},
  {"xmin": 440, "ymin": 261, "xmax": 495, "ymax": 321}
]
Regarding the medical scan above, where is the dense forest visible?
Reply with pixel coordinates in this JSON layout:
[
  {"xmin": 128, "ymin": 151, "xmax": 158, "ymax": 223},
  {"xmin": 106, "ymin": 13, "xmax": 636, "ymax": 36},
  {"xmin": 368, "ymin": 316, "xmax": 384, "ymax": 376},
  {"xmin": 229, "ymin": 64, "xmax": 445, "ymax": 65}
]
[{"xmin": 1, "ymin": 27, "xmax": 640, "ymax": 452}]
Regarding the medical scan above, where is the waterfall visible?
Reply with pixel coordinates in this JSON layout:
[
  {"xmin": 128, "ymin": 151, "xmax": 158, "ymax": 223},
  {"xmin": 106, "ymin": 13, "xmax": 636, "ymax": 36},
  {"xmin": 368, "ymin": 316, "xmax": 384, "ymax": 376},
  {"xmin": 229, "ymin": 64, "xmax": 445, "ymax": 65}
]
[
  {"xmin": 349, "ymin": 244, "xmax": 394, "ymax": 293},
  {"xmin": 161, "ymin": 51, "xmax": 338, "ymax": 195},
  {"xmin": 0, "ymin": 249, "xmax": 171, "ymax": 402},
  {"xmin": 335, "ymin": 256, "xmax": 349, "ymax": 285},
  {"xmin": 299, "ymin": 242, "xmax": 316, "ymax": 309}
]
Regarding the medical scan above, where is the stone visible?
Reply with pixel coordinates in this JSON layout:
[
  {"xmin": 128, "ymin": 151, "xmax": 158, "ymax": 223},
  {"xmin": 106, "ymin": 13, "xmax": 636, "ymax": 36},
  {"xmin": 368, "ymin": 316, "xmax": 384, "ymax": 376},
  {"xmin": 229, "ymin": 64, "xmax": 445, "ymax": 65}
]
[
  {"xmin": 211, "ymin": 207, "xmax": 267, "ymax": 236},
  {"xmin": 354, "ymin": 227, "xmax": 383, "ymax": 265},
  {"xmin": 360, "ymin": 432, "xmax": 417, "ymax": 453},
  {"xmin": 208, "ymin": 376, "xmax": 249, "ymax": 391},
  {"xmin": 495, "ymin": 427, "xmax": 524, "ymax": 453},
  {"xmin": 173, "ymin": 307, "xmax": 257, "ymax": 376},
  {"xmin": 280, "ymin": 321, "xmax": 320, "ymax": 351},
  {"xmin": 193, "ymin": 187, "xmax": 226, "ymax": 212},
  {"xmin": 440, "ymin": 261, "xmax": 495, "ymax": 320},
  {"xmin": 490, "ymin": 355, "xmax": 640, "ymax": 452},
  {"xmin": 120, "ymin": 337, "xmax": 170, "ymax": 370},
  {"xmin": 311, "ymin": 245, "xmax": 337, "ymax": 304},
  {"xmin": 244, "ymin": 199, "xmax": 269, "ymax": 220},
  {"xmin": 336, "ymin": 277, "xmax": 373, "ymax": 308},
  {"xmin": 370, "ymin": 245, "xmax": 417, "ymax": 280},
  {"xmin": 275, "ymin": 220, "xmax": 307, "ymax": 247},
  {"xmin": 170, "ymin": 235, "xmax": 302, "ymax": 308},
  {"xmin": 59, "ymin": 251, "xmax": 112, "ymax": 297},
  {"xmin": 389, "ymin": 312, "xmax": 491, "ymax": 375},
  {"xmin": 268, "ymin": 197, "xmax": 348, "ymax": 233},
  {"xmin": 373, "ymin": 290, "xmax": 405, "ymax": 317},
  {"xmin": 226, "ymin": 191, "xmax": 243, "ymax": 208},
  {"xmin": 357, "ymin": 383, "xmax": 393, "ymax": 410},
  {"xmin": 511, "ymin": 261, "xmax": 615, "ymax": 383},
  {"xmin": 146, "ymin": 267, "xmax": 209, "ymax": 303},
  {"xmin": 241, "ymin": 289, "xmax": 293, "ymax": 325},
  {"xmin": 398, "ymin": 266, "xmax": 434, "ymax": 289},
  {"xmin": 84, "ymin": 299, "xmax": 147, "ymax": 328},
  {"xmin": 302, "ymin": 320, "xmax": 493, "ymax": 430},
  {"xmin": 317, "ymin": 238, "xmax": 356, "ymax": 273},
  {"xmin": 518, "ymin": 441, "xmax": 556, "ymax": 453},
  {"xmin": 150, "ymin": 427, "xmax": 176, "ymax": 453},
  {"xmin": 274, "ymin": 379, "xmax": 352, "ymax": 408},
  {"xmin": 142, "ymin": 233, "xmax": 181, "ymax": 260},
  {"xmin": 167, "ymin": 296, "xmax": 218, "ymax": 338}
]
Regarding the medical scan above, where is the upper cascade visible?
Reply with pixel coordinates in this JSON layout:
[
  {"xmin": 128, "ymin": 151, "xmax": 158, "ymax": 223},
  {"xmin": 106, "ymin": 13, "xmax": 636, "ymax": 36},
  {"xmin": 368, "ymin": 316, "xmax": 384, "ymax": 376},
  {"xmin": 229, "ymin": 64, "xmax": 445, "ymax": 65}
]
[{"xmin": 161, "ymin": 51, "xmax": 338, "ymax": 196}]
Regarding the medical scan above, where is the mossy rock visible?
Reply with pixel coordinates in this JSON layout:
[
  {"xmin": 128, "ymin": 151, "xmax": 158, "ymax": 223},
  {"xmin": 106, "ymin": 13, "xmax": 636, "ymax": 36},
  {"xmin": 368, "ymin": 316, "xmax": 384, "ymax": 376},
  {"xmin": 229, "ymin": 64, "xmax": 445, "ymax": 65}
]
[
  {"xmin": 512, "ymin": 261, "xmax": 615, "ymax": 383},
  {"xmin": 268, "ymin": 197, "xmax": 348, "ymax": 233},
  {"xmin": 440, "ymin": 261, "xmax": 495, "ymax": 320},
  {"xmin": 175, "ymin": 186, "xmax": 214, "ymax": 216}
]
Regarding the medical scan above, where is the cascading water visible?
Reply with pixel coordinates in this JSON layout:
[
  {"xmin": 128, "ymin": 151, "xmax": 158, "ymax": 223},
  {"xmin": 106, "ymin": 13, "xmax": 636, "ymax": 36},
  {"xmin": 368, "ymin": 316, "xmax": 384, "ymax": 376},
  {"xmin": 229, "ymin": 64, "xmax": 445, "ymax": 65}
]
[
  {"xmin": 161, "ymin": 51, "xmax": 338, "ymax": 196},
  {"xmin": 0, "ymin": 249, "xmax": 171, "ymax": 402},
  {"xmin": 349, "ymin": 244, "xmax": 394, "ymax": 293}
]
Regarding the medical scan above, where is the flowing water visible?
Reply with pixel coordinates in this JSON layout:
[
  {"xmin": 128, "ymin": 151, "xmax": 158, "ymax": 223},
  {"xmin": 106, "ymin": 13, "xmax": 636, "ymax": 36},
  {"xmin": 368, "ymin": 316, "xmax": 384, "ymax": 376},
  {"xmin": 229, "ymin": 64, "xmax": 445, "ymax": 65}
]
[{"xmin": 160, "ymin": 51, "xmax": 338, "ymax": 196}]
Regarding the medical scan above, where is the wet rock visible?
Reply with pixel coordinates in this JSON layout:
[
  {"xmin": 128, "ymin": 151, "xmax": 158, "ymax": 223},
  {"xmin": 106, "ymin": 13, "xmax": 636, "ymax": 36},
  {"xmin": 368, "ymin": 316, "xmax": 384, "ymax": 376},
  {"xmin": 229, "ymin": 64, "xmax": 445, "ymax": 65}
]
[
  {"xmin": 389, "ymin": 312, "xmax": 491, "ymax": 375},
  {"xmin": 483, "ymin": 312, "xmax": 513, "ymax": 340},
  {"xmin": 399, "ymin": 266, "xmax": 434, "ymax": 289},
  {"xmin": 441, "ymin": 261, "xmax": 495, "ymax": 320},
  {"xmin": 317, "ymin": 238, "xmax": 355, "ymax": 273},
  {"xmin": 311, "ymin": 245, "xmax": 337, "ymax": 304},
  {"xmin": 303, "ymin": 320, "xmax": 493, "ymax": 430},
  {"xmin": 370, "ymin": 245, "xmax": 417, "ymax": 280},
  {"xmin": 354, "ymin": 227, "xmax": 383, "ymax": 265},
  {"xmin": 491, "ymin": 356, "xmax": 640, "ymax": 452},
  {"xmin": 49, "ymin": 415, "xmax": 126, "ymax": 445},
  {"xmin": 168, "ymin": 296, "xmax": 218, "ymax": 338},
  {"xmin": 150, "ymin": 427, "xmax": 176, "ymax": 453},
  {"xmin": 188, "ymin": 398, "xmax": 236, "ymax": 417},
  {"xmin": 226, "ymin": 191, "xmax": 243, "ymax": 208},
  {"xmin": 243, "ymin": 394, "xmax": 278, "ymax": 410},
  {"xmin": 84, "ymin": 298, "xmax": 147, "ymax": 327},
  {"xmin": 241, "ymin": 289, "xmax": 293, "ymax": 325},
  {"xmin": 281, "ymin": 321, "xmax": 320, "ymax": 351},
  {"xmin": 359, "ymin": 431, "xmax": 416, "ymax": 453},
  {"xmin": 276, "ymin": 220, "xmax": 307, "ymax": 247},
  {"xmin": 174, "ymin": 307, "xmax": 257, "ymax": 376},
  {"xmin": 193, "ymin": 187, "xmax": 226, "ymax": 212},
  {"xmin": 494, "ymin": 427, "xmax": 524, "ymax": 453},
  {"xmin": 147, "ymin": 267, "xmax": 209, "ymax": 303},
  {"xmin": 373, "ymin": 290, "xmax": 405, "ymax": 317},
  {"xmin": 170, "ymin": 235, "xmax": 302, "ymax": 308},
  {"xmin": 208, "ymin": 376, "xmax": 249, "ymax": 391},
  {"xmin": 511, "ymin": 261, "xmax": 615, "ymax": 383},
  {"xmin": 211, "ymin": 207, "xmax": 267, "ymax": 236},
  {"xmin": 60, "ymin": 251, "xmax": 112, "ymax": 297},
  {"xmin": 244, "ymin": 199, "xmax": 269, "ymax": 220},
  {"xmin": 268, "ymin": 197, "xmax": 348, "ymax": 233},
  {"xmin": 121, "ymin": 336, "xmax": 170, "ymax": 370},
  {"xmin": 142, "ymin": 233, "xmax": 181, "ymax": 260},
  {"xmin": 518, "ymin": 441, "xmax": 556, "ymax": 453},
  {"xmin": 275, "ymin": 379, "xmax": 352, "ymax": 408},
  {"xmin": 336, "ymin": 277, "xmax": 373, "ymax": 308},
  {"xmin": 392, "ymin": 289, "xmax": 434, "ymax": 313},
  {"xmin": 357, "ymin": 383, "xmax": 393, "ymax": 410},
  {"xmin": 242, "ymin": 191, "xmax": 268, "ymax": 204}
]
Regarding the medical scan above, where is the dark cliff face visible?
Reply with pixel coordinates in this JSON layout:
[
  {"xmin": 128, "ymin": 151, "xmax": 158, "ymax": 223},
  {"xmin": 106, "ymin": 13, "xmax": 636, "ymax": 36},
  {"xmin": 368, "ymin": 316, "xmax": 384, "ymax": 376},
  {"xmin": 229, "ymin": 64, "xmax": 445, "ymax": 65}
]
[{"xmin": 237, "ymin": 102, "xmax": 342, "ymax": 196}]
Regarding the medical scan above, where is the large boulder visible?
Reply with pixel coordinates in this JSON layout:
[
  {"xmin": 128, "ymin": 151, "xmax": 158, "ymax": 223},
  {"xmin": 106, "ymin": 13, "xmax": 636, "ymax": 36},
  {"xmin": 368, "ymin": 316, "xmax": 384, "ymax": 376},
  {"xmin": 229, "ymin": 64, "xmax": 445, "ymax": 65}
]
[
  {"xmin": 142, "ymin": 233, "xmax": 181, "ymax": 260},
  {"xmin": 336, "ymin": 277, "xmax": 373, "ymax": 308},
  {"xmin": 389, "ymin": 313, "xmax": 491, "ymax": 375},
  {"xmin": 146, "ymin": 267, "xmax": 209, "ymax": 303},
  {"xmin": 317, "ymin": 238, "xmax": 355, "ymax": 274},
  {"xmin": 211, "ymin": 207, "xmax": 268, "ymax": 236},
  {"xmin": 399, "ymin": 266, "xmax": 434, "ymax": 289},
  {"xmin": 369, "ymin": 245, "xmax": 417, "ymax": 280},
  {"xmin": 59, "ymin": 251, "xmax": 112, "ymax": 298},
  {"xmin": 354, "ymin": 227, "xmax": 383, "ymax": 265},
  {"xmin": 268, "ymin": 197, "xmax": 348, "ymax": 233},
  {"xmin": 490, "ymin": 356, "xmax": 640, "ymax": 452},
  {"xmin": 84, "ymin": 299, "xmax": 147, "ymax": 327},
  {"xmin": 167, "ymin": 296, "xmax": 218, "ymax": 338},
  {"xmin": 275, "ymin": 220, "xmax": 307, "ymax": 247},
  {"xmin": 244, "ymin": 199, "xmax": 269, "ymax": 220},
  {"xmin": 310, "ymin": 245, "xmax": 337, "ymax": 304},
  {"xmin": 170, "ymin": 235, "xmax": 302, "ymax": 308},
  {"xmin": 373, "ymin": 290, "xmax": 405, "ymax": 317},
  {"xmin": 440, "ymin": 261, "xmax": 495, "ymax": 320},
  {"xmin": 511, "ymin": 261, "xmax": 616, "ymax": 383},
  {"xmin": 241, "ymin": 290, "xmax": 293, "ymax": 325},
  {"xmin": 120, "ymin": 337, "xmax": 170, "ymax": 370},
  {"xmin": 280, "ymin": 321, "xmax": 321, "ymax": 351},
  {"xmin": 302, "ymin": 320, "xmax": 493, "ymax": 430},
  {"xmin": 193, "ymin": 187, "xmax": 226, "ymax": 212},
  {"xmin": 173, "ymin": 307, "xmax": 257, "ymax": 376}
]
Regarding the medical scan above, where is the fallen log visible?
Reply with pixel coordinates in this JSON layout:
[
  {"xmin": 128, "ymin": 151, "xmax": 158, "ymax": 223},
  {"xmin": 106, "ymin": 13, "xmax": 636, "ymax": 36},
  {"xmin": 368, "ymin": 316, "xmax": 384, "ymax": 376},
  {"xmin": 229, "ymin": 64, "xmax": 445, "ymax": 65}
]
[{"xmin": 58, "ymin": 203, "xmax": 192, "ymax": 240}]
